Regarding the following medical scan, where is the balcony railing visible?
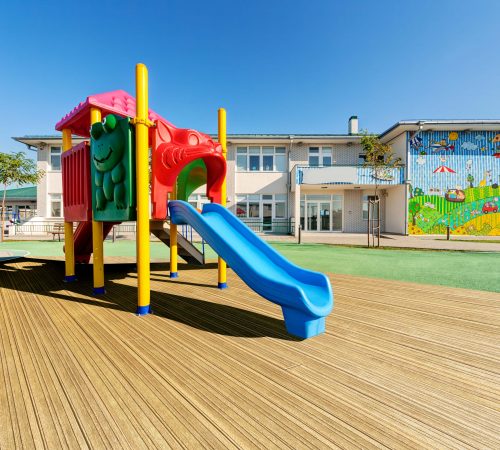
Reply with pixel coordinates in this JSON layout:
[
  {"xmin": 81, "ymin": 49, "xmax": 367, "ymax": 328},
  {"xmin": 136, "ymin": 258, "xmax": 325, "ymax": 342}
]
[{"xmin": 294, "ymin": 165, "xmax": 405, "ymax": 186}]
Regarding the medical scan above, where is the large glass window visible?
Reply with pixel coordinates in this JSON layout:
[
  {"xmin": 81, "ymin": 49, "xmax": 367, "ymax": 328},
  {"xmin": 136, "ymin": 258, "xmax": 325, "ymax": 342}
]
[
  {"xmin": 49, "ymin": 194, "xmax": 62, "ymax": 217},
  {"xmin": 308, "ymin": 146, "xmax": 333, "ymax": 166},
  {"xmin": 234, "ymin": 194, "xmax": 288, "ymax": 220},
  {"xmin": 50, "ymin": 146, "xmax": 61, "ymax": 170},
  {"xmin": 235, "ymin": 146, "xmax": 287, "ymax": 172}
]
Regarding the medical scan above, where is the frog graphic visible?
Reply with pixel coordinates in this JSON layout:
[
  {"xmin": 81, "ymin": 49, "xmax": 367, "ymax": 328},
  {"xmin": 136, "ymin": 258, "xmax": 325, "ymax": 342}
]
[{"xmin": 90, "ymin": 114, "xmax": 127, "ymax": 210}]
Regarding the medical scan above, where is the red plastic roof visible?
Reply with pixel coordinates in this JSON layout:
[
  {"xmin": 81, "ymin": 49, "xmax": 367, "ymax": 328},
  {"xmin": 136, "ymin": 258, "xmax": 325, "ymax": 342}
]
[{"xmin": 55, "ymin": 90, "xmax": 166, "ymax": 137}]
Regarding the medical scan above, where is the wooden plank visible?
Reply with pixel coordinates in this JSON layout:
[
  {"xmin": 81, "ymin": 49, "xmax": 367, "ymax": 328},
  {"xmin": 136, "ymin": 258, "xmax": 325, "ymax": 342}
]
[{"xmin": 1, "ymin": 259, "xmax": 499, "ymax": 449}]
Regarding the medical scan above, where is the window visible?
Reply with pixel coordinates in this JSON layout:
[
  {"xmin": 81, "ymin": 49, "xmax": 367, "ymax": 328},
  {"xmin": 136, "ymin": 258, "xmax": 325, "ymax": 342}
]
[
  {"xmin": 275, "ymin": 194, "xmax": 286, "ymax": 218},
  {"xmin": 308, "ymin": 146, "xmax": 333, "ymax": 166},
  {"xmin": 236, "ymin": 147, "xmax": 248, "ymax": 171},
  {"xmin": 309, "ymin": 147, "xmax": 320, "ymax": 166},
  {"xmin": 249, "ymin": 147, "xmax": 260, "ymax": 171},
  {"xmin": 275, "ymin": 147, "xmax": 286, "ymax": 171},
  {"xmin": 248, "ymin": 194, "xmax": 260, "ymax": 217},
  {"xmin": 235, "ymin": 194, "xmax": 288, "ymax": 219},
  {"xmin": 236, "ymin": 195, "xmax": 248, "ymax": 217},
  {"xmin": 187, "ymin": 194, "xmax": 210, "ymax": 211},
  {"xmin": 358, "ymin": 153, "xmax": 367, "ymax": 165},
  {"xmin": 362, "ymin": 195, "xmax": 379, "ymax": 220},
  {"xmin": 322, "ymin": 147, "xmax": 332, "ymax": 166},
  {"xmin": 50, "ymin": 194, "xmax": 62, "ymax": 217},
  {"xmin": 262, "ymin": 147, "xmax": 273, "ymax": 171},
  {"xmin": 235, "ymin": 146, "xmax": 287, "ymax": 172},
  {"xmin": 50, "ymin": 146, "xmax": 61, "ymax": 170}
]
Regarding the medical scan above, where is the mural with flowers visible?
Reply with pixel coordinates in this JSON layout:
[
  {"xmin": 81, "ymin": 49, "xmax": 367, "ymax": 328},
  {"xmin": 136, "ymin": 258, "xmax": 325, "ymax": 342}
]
[{"xmin": 408, "ymin": 130, "xmax": 500, "ymax": 235}]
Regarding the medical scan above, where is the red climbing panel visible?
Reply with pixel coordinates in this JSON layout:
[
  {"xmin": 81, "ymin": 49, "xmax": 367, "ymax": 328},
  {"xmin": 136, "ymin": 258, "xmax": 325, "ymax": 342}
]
[
  {"xmin": 62, "ymin": 141, "xmax": 92, "ymax": 222},
  {"xmin": 151, "ymin": 119, "xmax": 226, "ymax": 220}
]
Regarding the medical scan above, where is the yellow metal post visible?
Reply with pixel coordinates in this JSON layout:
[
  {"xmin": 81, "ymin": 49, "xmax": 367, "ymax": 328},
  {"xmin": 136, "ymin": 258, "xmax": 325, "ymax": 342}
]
[
  {"xmin": 169, "ymin": 183, "xmax": 178, "ymax": 278},
  {"xmin": 90, "ymin": 107, "xmax": 105, "ymax": 295},
  {"xmin": 217, "ymin": 108, "xmax": 228, "ymax": 289},
  {"xmin": 62, "ymin": 128, "xmax": 76, "ymax": 282},
  {"xmin": 135, "ymin": 63, "xmax": 151, "ymax": 314}
]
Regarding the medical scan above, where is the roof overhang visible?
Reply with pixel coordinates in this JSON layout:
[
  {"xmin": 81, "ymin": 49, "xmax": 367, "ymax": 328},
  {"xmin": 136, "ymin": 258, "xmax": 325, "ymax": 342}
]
[
  {"xmin": 222, "ymin": 134, "xmax": 363, "ymax": 145},
  {"xmin": 12, "ymin": 135, "xmax": 86, "ymax": 150},
  {"xmin": 380, "ymin": 120, "xmax": 500, "ymax": 142}
]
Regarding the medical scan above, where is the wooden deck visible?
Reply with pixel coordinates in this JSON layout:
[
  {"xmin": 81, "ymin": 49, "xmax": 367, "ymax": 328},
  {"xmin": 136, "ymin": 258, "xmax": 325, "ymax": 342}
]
[{"xmin": 1, "ymin": 258, "xmax": 499, "ymax": 449}]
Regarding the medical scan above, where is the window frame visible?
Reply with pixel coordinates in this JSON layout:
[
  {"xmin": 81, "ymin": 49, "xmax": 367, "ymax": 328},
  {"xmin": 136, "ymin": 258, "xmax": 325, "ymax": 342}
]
[
  {"xmin": 235, "ymin": 146, "xmax": 287, "ymax": 172},
  {"xmin": 49, "ymin": 193, "xmax": 62, "ymax": 218},
  {"xmin": 49, "ymin": 146, "xmax": 62, "ymax": 171},
  {"xmin": 308, "ymin": 146, "xmax": 333, "ymax": 167},
  {"xmin": 362, "ymin": 195, "xmax": 380, "ymax": 221},
  {"xmin": 234, "ymin": 193, "xmax": 288, "ymax": 219}
]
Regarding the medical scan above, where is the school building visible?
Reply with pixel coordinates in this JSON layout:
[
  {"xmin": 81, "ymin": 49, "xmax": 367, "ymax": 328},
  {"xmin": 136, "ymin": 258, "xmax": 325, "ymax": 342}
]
[{"xmin": 12, "ymin": 117, "xmax": 500, "ymax": 236}]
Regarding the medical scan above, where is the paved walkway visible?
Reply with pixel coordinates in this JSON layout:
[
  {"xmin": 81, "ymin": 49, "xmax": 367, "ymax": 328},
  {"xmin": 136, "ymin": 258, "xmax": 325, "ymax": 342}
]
[
  {"xmin": 5, "ymin": 232, "xmax": 500, "ymax": 252},
  {"xmin": 267, "ymin": 233, "xmax": 500, "ymax": 252}
]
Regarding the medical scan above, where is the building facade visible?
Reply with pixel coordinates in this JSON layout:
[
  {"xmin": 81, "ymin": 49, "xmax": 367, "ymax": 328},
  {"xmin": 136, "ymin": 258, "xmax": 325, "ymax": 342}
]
[
  {"xmin": 13, "ymin": 118, "xmax": 500, "ymax": 236},
  {"xmin": 0, "ymin": 186, "xmax": 37, "ymax": 221}
]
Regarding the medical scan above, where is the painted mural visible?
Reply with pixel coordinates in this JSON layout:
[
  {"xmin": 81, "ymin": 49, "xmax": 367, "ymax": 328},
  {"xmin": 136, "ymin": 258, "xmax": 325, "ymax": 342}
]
[{"xmin": 408, "ymin": 130, "xmax": 500, "ymax": 235}]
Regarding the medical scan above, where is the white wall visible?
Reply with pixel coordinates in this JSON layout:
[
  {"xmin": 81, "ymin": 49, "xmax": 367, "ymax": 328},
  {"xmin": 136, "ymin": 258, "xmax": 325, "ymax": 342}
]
[
  {"xmin": 385, "ymin": 132, "xmax": 407, "ymax": 164},
  {"xmin": 384, "ymin": 185, "xmax": 407, "ymax": 234}
]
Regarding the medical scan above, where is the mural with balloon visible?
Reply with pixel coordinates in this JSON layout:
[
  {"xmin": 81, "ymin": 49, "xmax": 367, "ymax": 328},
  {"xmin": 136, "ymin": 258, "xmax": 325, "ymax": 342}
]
[{"xmin": 408, "ymin": 130, "xmax": 500, "ymax": 235}]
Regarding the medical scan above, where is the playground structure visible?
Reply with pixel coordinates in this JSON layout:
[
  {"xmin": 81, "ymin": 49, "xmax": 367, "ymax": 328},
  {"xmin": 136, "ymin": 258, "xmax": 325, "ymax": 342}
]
[{"xmin": 56, "ymin": 64, "xmax": 333, "ymax": 338}]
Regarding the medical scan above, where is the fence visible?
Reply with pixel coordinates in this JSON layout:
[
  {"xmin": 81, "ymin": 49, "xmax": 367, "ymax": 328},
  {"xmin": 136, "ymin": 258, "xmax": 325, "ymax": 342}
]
[
  {"xmin": 239, "ymin": 218, "xmax": 295, "ymax": 235},
  {"xmin": 10, "ymin": 218, "xmax": 295, "ymax": 239}
]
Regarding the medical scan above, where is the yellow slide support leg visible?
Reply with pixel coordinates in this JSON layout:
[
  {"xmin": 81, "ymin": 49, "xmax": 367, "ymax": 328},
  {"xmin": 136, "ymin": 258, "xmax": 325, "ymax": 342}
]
[
  {"xmin": 62, "ymin": 128, "xmax": 76, "ymax": 282},
  {"xmin": 135, "ymin": 63, "xmax": 151, "ymax": 314},
  {"xmin": 218, "ymin": 108, "xmax": 228, "ymax": 289},
  {"xmin": 170, "ymin": 185, "xmax": 179, "ymax": 278},
  {"xmin": 90, "ymin": 107, "xmax": 105, "ymax": 295}
]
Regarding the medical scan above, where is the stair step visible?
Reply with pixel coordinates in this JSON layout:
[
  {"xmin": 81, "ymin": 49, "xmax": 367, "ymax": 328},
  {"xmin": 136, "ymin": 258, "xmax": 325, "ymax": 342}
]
[{"xmin": 150, "ymin": 220, "xmax": 205, "ymax": 265}]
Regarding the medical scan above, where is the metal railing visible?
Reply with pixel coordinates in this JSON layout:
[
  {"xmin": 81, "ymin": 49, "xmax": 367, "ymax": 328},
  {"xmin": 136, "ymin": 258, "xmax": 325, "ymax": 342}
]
[
  {"xmin": 10, "ymin": 218, "xmax": 295, "ymax": 240},
  {"xmin": 295, "ymin": 164, "xmax": 405, "ymax": 186},
  {"xmin": 239, "ymin": 218, "xmax": 295, "ymax": 234},
  {"xmin": 180, "ymin": 224, "xmax": 206, "ymax": 255}
]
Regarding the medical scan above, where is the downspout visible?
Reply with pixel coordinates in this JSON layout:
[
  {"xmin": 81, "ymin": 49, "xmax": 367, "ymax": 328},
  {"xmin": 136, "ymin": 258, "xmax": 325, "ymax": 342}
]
[
  {"xmin": 404, "ymin": 123, "xmax": 423, "ymax": 235},
  {"xmin": 404, "ymin": 131, "xmax": 409, "ymax": 235}
]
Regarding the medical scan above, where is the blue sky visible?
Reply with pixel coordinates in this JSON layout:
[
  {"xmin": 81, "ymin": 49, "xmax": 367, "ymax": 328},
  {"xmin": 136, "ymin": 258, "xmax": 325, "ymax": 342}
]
[{"xmin": 1, "ymin": 0, "xmax": 499, "ymax": 155}]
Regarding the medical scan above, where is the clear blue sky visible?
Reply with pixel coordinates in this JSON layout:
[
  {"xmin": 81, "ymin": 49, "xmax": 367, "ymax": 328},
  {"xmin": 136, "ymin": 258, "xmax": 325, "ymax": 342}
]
[{"xmin": 1, "ymin": 0, "xmax": 499, "ymax": 155}]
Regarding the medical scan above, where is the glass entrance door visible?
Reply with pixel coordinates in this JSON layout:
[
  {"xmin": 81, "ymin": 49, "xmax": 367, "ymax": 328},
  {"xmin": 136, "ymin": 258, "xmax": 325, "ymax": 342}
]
[
  {"xmin": 307, "ymin": 203, "xmax": 318, "ymax": 231},
  {"xmin": 263, "ymin": 203, "xmax": 272, "ymax": 231},
  {"xmin": 302, "ymin": 194, "xmax": 343, "ymax": 231},
  {"xmin": 320, "ymin": 202, "xmax": 330, "ymax": 231}
]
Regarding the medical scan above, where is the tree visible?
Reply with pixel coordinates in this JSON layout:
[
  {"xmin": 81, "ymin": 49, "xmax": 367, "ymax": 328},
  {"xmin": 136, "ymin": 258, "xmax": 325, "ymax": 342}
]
[
  {"xmin": 0, "ymin": 152, "xmax": 44, "ymax": 242},
  {"xmin": 360, "ymin": 131, "xmax": 402, "ymax": 202},
  {"xmin": 467, "ymin": 173, "xmax": 474, "ymax": 188}
]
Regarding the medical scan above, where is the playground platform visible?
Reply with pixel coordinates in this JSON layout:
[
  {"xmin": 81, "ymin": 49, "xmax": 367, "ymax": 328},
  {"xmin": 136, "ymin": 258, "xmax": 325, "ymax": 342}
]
[{"xmin": 1, "ymin": 259, "xmax": 499, "ymax": 448}]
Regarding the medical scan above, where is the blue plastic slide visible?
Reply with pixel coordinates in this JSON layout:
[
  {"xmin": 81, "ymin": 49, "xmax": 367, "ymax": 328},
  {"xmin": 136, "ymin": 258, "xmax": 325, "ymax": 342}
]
[{"xmin": 168, "ymin": 200, "xmax": 333, "ymax": 338}]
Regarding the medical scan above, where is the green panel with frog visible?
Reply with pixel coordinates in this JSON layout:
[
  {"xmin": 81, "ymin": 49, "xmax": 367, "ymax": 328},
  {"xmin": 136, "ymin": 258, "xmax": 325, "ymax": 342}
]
[{"xmin": 90, "ymin": 114, "xmax": 136, "ymax": 221}]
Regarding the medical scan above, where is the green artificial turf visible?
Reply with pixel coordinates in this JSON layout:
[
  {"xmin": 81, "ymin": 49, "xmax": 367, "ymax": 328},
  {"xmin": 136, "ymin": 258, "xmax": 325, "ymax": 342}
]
[
  {"xmin": 271, "ymin": 243, "xmax": 500, "ymax": 293},
  {"xmin": 1, "ymin": 240, "xmax": 499, "ymax": 293}
]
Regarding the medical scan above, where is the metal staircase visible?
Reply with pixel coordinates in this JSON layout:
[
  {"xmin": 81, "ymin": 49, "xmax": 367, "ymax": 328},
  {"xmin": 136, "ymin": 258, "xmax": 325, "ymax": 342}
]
[{"xmin": 150, "ymin": 220, "xmax": 205, "ymax": 265}]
